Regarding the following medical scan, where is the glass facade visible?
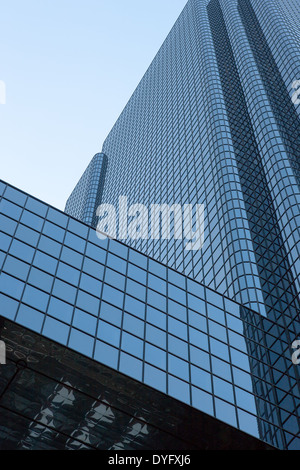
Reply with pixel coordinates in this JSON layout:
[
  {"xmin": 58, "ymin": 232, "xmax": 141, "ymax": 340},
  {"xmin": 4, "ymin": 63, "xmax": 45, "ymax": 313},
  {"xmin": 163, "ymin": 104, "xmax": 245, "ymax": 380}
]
[
  {"xmin": 65, "ymin": 153, "xmax": 108, "ymax": 228},
  {"xmin": 1, "ymin": 0, "xmax": 299, "ymax": 452},
  {"xmin": 0, "ymin": 318, "xmax": 273, "ymax": 450},
  {"xmin": 64, "ymin": 0, "xmax": 300, "ymax": 322},
  {"xmin": 0, "ymin": 181, "xmax": 299, "ymax": 449}
]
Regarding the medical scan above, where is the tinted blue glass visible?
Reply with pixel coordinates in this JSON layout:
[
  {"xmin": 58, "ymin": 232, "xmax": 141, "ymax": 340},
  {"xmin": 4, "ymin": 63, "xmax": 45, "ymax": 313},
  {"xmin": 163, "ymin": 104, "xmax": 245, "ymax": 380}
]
[
  {"xmin": 210, "ymin": 338, "xmax": 230, "ymax": 362},
  {"xmin": 129, "ymin": 250, "xmax": 147, "ymax": 270},
  {"xmin": 168, "ymin": 335, "xmax": 188, "ymax": 360},
  {"xmin": 97, "ymin": 320, "xmax": 120, "ymax": 348},
  {"xmin": 108, "ymin": 239, "xmax": 128, "ymax": 260},
  {"xmin": 168, "ymin": 376, "xmax": 190, "ymax": 404},
  {"xmin": 119, "ymin": 352, "xmax": 143, "ymax": 381},
  {"xmin": 168, "ymin": 355, "xmax": 189, "ymax": 381},
  {"xmin": 168, "ymin": 284, "xmax": 186, "ymax": 305},
  {"xmin": 73, "ymin": 309, "xmax": 97, "ymax": 336},
  {"xmin": 127, "ymin": 263, "xmax": 147, "ymax": 285},
  {"xmin": 189, "ymin": 327, "xmax": 209, "ymax": 351},
  {"xmin": 0, "ymin": 273, "xmax": 24, "ymax": 300},
  {"xmin": 47, "ymin": 207, "xmax": 68, "ymax": 228},
  {"xmin": 230, "ymin": 348, "xmax": 251, "ymax": 372},
  {"xmin": 0, "ymin": 293, "xmax": 18, "ymax": 320},
  {"xmin": 20, "ymin": 210, "xmax": 44, "ymax": 231},
  {"xmin": 94, "ymin": 340, "xmax": 119, "ymax": 369},
  {"xmin": 148, "ymin": 274, "xmax": 166, "ymax": 295},
  {"xmin": 102, "ymin": 284, "xmax": 124, "ymax": 309},
  {"xmin": 0, "ymin": 215, "xmax": 17, "ymax": 235},
  {"xmin": 146, "ymin": 324, "xmax": 166, "ymax": 349},
  {"xmin": 238, "ymin": 409, "xmax": 259, "ymax": 438},
  {"xmin": 79, "ymin": 272, "xmax": 102, "ymax": 295},
  {"xmin": 168, "ymin": 269, "xmax": 186, "ymax": 289},
  {"xmin": 169, "ymin": 317, "xmax": 188, "ymax": 341},
  {"xmin": 228, "ymin": 330, "xmax": 247, "ymax": 352},
  {"xmin": 85, "ymin": 243, "xmax": 106, "ymax": 265},
  {"xmin": 0, "ymin": 251, "xmax": 4, "ymax": 270},
  {"xmin": 43, "ymin": 221, "xmax": 65, "ymax": 242},
  {"xmin": 126, "ymin": 279, "xmax": 146, "ymax": 302},
  {"xmin": 232, "ymin": 367, "xmax": 253, "ymax": 390},
  {"xmin": 104, "ymin": 268, "xmax": 125, "ymax": 291},
  {"xmin": 147, "ymin": 289, "xmax": 166, "ymax": 312},
  {"xmin": 215, "ymin": 399, "xmax": 237, "ymax": 428},
  {"xmin": 99, "ymin": 301, "xmax": 122, "ymax": 327},
  {"xmin": 188, "ymin": 310, "xmax": 207, "ymax": 332},
  {"xmin": 213, "ymin": 377, "xmax": 235, "ymax": 404},
  {"xmin": 43, "ymin": 316, "xmax": 69, "ymax": 344},
  {"xmin": 212, "ymin": 356, "xmax": 232, "ymax": 382},
  {"xmin": 0, "ymin": 199, "xmax": 22, "ymax": 220},
  {"xmin": 22, "ymin": 285, "xmax": 49, "ymax": 311},
  {"xmin": 76, "ymin": 289, "xmax": 99, "ymax": 316},
  {"xmin": 82, "ymin": 257, "xmax": 104, "ymax": 279},
  {"xmin": 209, "ymin": 320, "xmax": 227, "ymax": 342},
  {"xmin": 145, "ymin": 343, "xmax": 166, "ymax": 369},
  {"xmin": 53, "ymin": 279, "xmax": 77, "ymax": 304},
  {"xmin": 191, "ymin": 365, "xmax": 212, "ymax": 393},
  {"xmin": 107, "ymin": 253, "xmax": 127, "ymax": 275},
  {"xmin": 0, "ymin": 232, "xmax": 11, "ymax": 252},
  {"xmin": 144, "ymin": 364, "xmax": 166, "ymax": 393},
  {"xmin": 168, "ymin": 299, "xmax": 187, "ymax": 322},
  {"xmin": 4, "ymin": 186, "xmax": 26, "ymax": 206},
  {"xmin": 207, "ymin": 304, "xmax": 225, "ymax": 325},
  {"xmin": 57, "ymin": 262, "xmax": 80, "ymax": 286},
  {"xmin": 121, "ymin": 332, "xmax": 143, "ymax": 359},
  {"xmin": 188, "ymin": 293, "xmax": 206, "ymax": 314},
  {"xmin": 9, "ymin": 240, "xmax": 34, "ymax": 264},
  {"xmin": 16, "ymin": 304, "xmax": 44, "ymax": 332},
  {"xmin": 25, "ymin": 197, "xmax": 48, "ymax": 217},
  {"xmin": 33, "ymin": 250, "xmax": 58, "ymax": 275},
  {"xmin": 3, "ymin": 256, "xmax": 29, "ymax": 281},
  {"xmin": 47, "ymin": 297, "xmax": 74, "ymax": 324},
  {"xmin": 192, "ymin": 387, "xmax": 214, "ymax": 416},
  {"xmin": 123, "ymin": 313, "xmax": 144, "ymax": 338},
  {"xmin": 146, "ymin": 306, "xmax": 166, "ymax": 329},
  {"xmin": 67, "ymin": 218, "xmax": 89, "ymax": 239},
  {"xmin": 235, "ymin": 387, "xmax": 257, "ymax": 415},
  {"xmin": 68, "ymin": 328, "xmax": 94, "ymax": 356},
  {"xmin": 15, "ymin": 224, "xmax": 40, "ymax": 246},
  {"xmin": 1, "ymin": 162, "xmax": 299, "ymax": 449},
  {"xmin": 38, "ymin": 235, "xmax": 61, "ymax": 258},
  {"xmin": 61, "ymin": 246, "xmax": 83, "ymax": 269},
  {"xmin": 64, "ymin": 232, "xmax": 86, "ymax": 253},
  {"xmin": 190, "ymin": 346, "xmax": 211, "ymax": 371},
  {"xmin": 187, "ymin": 279, "xmax": 205, "ymax": 299},
  {"xmin": 124, "ymin": 295, "xmax": 145, "ymax": 319}
]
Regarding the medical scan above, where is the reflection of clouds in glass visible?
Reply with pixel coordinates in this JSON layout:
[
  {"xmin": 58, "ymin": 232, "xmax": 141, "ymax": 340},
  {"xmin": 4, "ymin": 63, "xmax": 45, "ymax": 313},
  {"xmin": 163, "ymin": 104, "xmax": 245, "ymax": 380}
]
[
  {"xmin": 18, "ymin": 379, "xmax": 75, "ymax": 449},
  {"xmin": 0, "ymin": 340, "xmax": 6, "ymax": 364},
  {"xmin": 109, "ymin": 416, "xmax": 149, "ymax": 451}
]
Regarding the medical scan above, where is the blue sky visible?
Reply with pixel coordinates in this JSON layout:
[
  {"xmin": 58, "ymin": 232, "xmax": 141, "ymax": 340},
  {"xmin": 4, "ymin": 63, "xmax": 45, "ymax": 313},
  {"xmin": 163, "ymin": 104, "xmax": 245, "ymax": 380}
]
[{"xmin": 0, "ymin": 0, "xmax": 187, "ymax": 210}]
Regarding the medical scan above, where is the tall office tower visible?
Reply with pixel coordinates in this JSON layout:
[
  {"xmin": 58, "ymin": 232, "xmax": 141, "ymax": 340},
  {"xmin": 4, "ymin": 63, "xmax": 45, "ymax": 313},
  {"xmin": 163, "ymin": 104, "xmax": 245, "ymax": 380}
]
[
  {"xmin": 64, "ymin": 0, "xmax": 300, "ymax": 449},
  {"xmin": 67, "ymin": 0, "xmax": 300, "ymax": 321},
  {"xmin": 0, "ymin": 0, "xmax": 299, "ymax": 451}
]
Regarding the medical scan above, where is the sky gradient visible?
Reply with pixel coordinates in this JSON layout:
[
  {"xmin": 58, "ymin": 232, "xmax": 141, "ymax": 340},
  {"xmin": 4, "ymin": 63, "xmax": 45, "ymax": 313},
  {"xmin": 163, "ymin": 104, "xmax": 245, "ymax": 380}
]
[{"xmin": 0, "ymin": 0, "xmax": 187, "ymax": 210}]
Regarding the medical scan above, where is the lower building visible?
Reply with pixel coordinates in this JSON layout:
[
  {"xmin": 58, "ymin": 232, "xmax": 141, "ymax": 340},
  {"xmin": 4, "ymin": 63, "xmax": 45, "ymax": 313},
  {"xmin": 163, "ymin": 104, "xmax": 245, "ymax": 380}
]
[{"xmin": 0, "ymin": 181, "xmax": 299, "ymax": 449}]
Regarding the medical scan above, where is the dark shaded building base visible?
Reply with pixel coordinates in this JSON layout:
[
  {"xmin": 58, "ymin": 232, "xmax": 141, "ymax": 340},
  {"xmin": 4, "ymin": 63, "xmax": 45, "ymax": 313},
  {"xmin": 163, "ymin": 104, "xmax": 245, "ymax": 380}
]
[{"xmin": 0, "ymin": 317, "xmax": 274, "ymax": 450}]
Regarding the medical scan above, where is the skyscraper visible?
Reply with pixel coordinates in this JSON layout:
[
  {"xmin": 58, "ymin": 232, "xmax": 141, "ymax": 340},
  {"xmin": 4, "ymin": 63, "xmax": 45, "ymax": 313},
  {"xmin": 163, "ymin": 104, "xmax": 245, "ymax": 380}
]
[{"xmin": 0, "ymin": 0, "xmax": 299, "ymax": 450}]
